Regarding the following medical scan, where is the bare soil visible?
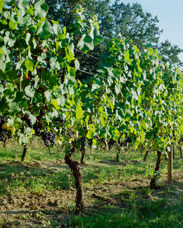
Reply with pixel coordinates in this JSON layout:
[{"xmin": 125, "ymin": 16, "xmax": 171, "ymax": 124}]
[{"xmin": 0, "ymin": 160, "xmax": 183, "ymax": 227}]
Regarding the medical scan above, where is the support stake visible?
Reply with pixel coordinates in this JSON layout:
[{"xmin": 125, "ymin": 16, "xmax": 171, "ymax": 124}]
[{"xmin": 168, "ymin": 146, "xmax": 173, "ymax": 184}]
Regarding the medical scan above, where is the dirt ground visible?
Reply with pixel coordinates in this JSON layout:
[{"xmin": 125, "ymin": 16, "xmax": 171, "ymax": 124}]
[{"xmin": 0, "ymin": 160, "xmax": 183, "ymax": 227}]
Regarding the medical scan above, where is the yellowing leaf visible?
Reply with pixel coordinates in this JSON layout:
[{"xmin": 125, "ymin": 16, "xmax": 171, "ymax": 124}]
[
  {"xmin": 2, "ymin": 123, "xmax": 8, "ymax": 129},
  {"xmin": 0, "ymin": 48, "xmax": 4, "ymax": 54},
  {"xmin": 86, "ymin": 130, "xmax": 93, "ymax": 139},
  {"xmin": 85, "ymin": 115, "xmax": 90, "ymax": 125},
  {"xmin": 140, "ymin": 131, "xmax": 145, "ymax": 143},
  {"xmin": 76, "ymin": 103, "xmax": 83, "ymax": 119},
  {"xmin": 86, "ymin": 123, "xmax": 96, "ymax": 139},
  {"xmin": 52, "ymin": 99, "xmax": 60, "ymax": 110},
  {"xmin": 89, "ymin": 124, "xmax": 95, "ymax": 133},
  {"xmin": 114, "ymin": 129, "xmax": 120, "ymax": 138},
  {"xmin": 98, "ymin": 106, "xmax": 104, "ymax": 113},
  {"xmin": 124, "ymin": 49, "xmax": 131, "ymax": 64},
  {"xmin": 108, "ymin": 98, "xmax": 114, "ymax": 110},
  {"xmin": 2, "ymin": 123, "xmax": 15, "ymax": 134},
  {"xmin": 0, "ymin": 0, "xmax": 4, "ymax": 13},
  {"xmin": 25, "ymin": 59, "xmax": 34, "ymax": 72},
  {"xmin": 69, "ymin": 137, "xmax": 74, "ymax": 143},
  {"xmin": 56, "ymin": 139, "xmax": 62, "ymax": 145},
  {"xmin": 100, "ymin": 115, "xmax": 105, "ymax": 126},
  {"xmin": 92, "ymin": 139, "xmax": 97, "ymax": 148},
  {"xmin": 10, "ymin": 127, "xmax": 16, "ymax": 134}
]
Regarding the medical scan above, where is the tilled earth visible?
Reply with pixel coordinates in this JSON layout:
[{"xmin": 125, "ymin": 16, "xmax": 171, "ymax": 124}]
[{"xmin": 0, "ymin": 160, "xmax": 183, "ymax": 228}]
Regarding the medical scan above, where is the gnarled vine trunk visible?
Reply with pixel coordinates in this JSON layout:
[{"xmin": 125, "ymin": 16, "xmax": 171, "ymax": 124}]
[
  {"xmin": 116, "ymin": 151, "xmax": 120, "ymax": 162},
  {"xmin": 168, "ymin": 147, "xmax": 173, "ymax": 184},
  {"xmin": 115, "ymin": 145, "xmax": 121, "ymax": 162},
  {"xmin": 143, "ymin": 146, "xmax": 152, "ymax": 161},
  {"xmin": 3, "ymin": 136, "xmax": 8, "ymax": 149},
  {"xmin": 65, "ymin": 141, "xmax": 83, "ymax": 214},
  {"xmin": 21, "ymin": 144, "xmax": 27, "ymax": 162},
  {"xmin": 150, "ymin": 151, "xmax": 161, "ymax": 189},
  {"xmin": 172, "ymin": 143, "xmax": 175, "ymax": 159},
  {"xmin": 80, "ymin": 148, "xmax": 85, "ymax": 164}
]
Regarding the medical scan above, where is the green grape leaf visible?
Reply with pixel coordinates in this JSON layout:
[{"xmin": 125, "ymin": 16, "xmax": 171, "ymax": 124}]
[
  {"xmin": 0, "ymin": 0, "xmax": 4, "ymax": 13},
  {"xmin": 34, "ymin": 0, "xmax": 48, "ymax": 18},
  {"xmin": 115, "ymin": 83, "xmax": 121, "ymax": 94},
  {"xmin": 25, "ymin": 85, "xmax": 35, "ymax": 98}
]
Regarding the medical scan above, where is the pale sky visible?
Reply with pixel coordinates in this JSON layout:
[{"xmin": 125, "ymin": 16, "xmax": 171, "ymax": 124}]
[{"xmin": 111, "ymin": 0, "xmax": 183, "ymax": 60}]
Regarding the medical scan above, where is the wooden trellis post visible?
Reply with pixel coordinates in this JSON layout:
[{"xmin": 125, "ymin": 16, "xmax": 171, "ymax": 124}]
[{"xmin": 168, "ymin": 145, "xmax": 173, "ymax": 184}]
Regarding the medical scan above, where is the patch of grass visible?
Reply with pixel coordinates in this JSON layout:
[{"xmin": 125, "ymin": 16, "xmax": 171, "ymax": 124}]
[
  {"xmin": 0, "ymin": 139, "xmax": 183, "ymax": 227},
  {"xmin": 0, "ymin": 162, "xmax": 74, "ymax": 196},
  {"xmin": 70, "ymin": 199, "xmax": 183, "ymax": 228}
]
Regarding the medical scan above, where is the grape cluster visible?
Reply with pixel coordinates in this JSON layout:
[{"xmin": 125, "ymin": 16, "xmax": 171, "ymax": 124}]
[
  {"xmin": 55, "ymin": 115, "xmax": 64, "ymax": 130},
  {"xmin": 22, "ymin": 114, "xmax": 33, "ymax": 128},
  {"xmin": 61, "ymin": 128, "xmax": 65, "ymax": 136},
  {"xmin": 41, "ymin": 130, "xmax": 56, "ymax": 147},
  {"xmin": 107, "ymin": 137, "xmax": 132, "ymax": 150},
  {"xmin": 80, "ymin": 137, "xmax": 86, "ymax": 151},
  {"xmin": 31, "ymin": 119, "xmax": 56, "ymax": 148},
  {"xmin": 1, "ymin": 80, "xmax": 6, "ymax": 88},
  {"xmin": 120, "ymin": 137, "xmax": 132, "ymax": 147},
  {"xmin": 88, "ymin": 139, "xmax": 92, "ymax": 147},
  {"xmin": 33, "ymin": 122, "xmax": 42, "ymax": 135},
  {"xmin": 0, "ymin": 130, "xmax": 6, "ymax": 141},
  {"xmin": 0, "ymin": 117, "xmax": 11, "ymax": 141},
  {"xmin": 55, "ymin": 115, "xmax": 63, "ymax": 123},
  {"xmin": 108, "ymin": 138, "xmax": 116, "ymax": 149},
  {"xmin": 0, "ymin": 117, "xmax": 7, "ymax": 124}
]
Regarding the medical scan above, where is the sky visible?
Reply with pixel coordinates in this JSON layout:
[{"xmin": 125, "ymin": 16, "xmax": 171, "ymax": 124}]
[{"xmin": 111, "ymin": 0, "xmax": 183, "ymax": 60}]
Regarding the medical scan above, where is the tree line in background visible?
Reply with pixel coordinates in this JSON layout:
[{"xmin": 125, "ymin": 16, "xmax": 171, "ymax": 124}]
[{"xmin": 46, "ymin": 0, "xmax": 183, "ymax": 71}]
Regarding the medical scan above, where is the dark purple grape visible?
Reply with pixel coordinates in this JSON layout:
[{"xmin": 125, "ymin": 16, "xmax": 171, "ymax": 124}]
[{"xmin": 1, "ymin": 80, "xmax": 6, "ymax": 88}]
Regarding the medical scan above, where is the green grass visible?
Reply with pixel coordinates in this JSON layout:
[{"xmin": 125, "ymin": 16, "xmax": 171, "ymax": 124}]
[
  {"xmin": 0, "ymin": 139, "xmax": 183, "ymax": 227},
  {"xmin": 71, "ymin": 201, "xmax": 183, "ymax": 228}
]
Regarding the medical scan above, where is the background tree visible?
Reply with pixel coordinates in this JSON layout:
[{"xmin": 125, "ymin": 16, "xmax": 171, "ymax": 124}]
[
  {"xmin": 46, "ymin": 0, "xmax": 82, "ymax": 25},
  {"xmin": 46, "ymin": 0, "xmax": 183, "ymax": 69},
  {"xmin": 109, "ymin": 1, "xmax": 162, "ymax": 49},
  {"xmin": 158, "ymin": 40, "xmax": 183, "ymax": 66}
]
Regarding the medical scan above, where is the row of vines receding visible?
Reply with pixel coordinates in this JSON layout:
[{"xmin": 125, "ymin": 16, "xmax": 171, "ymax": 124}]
[{"xmin": 0, "ymin": 0, "xmax": 183, "ymax": 213}]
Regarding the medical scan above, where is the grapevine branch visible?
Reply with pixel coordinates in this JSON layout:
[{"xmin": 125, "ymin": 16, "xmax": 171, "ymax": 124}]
[{"xmin": 75, "ymin": 48, "xmax": 100, "ymax": 61}]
